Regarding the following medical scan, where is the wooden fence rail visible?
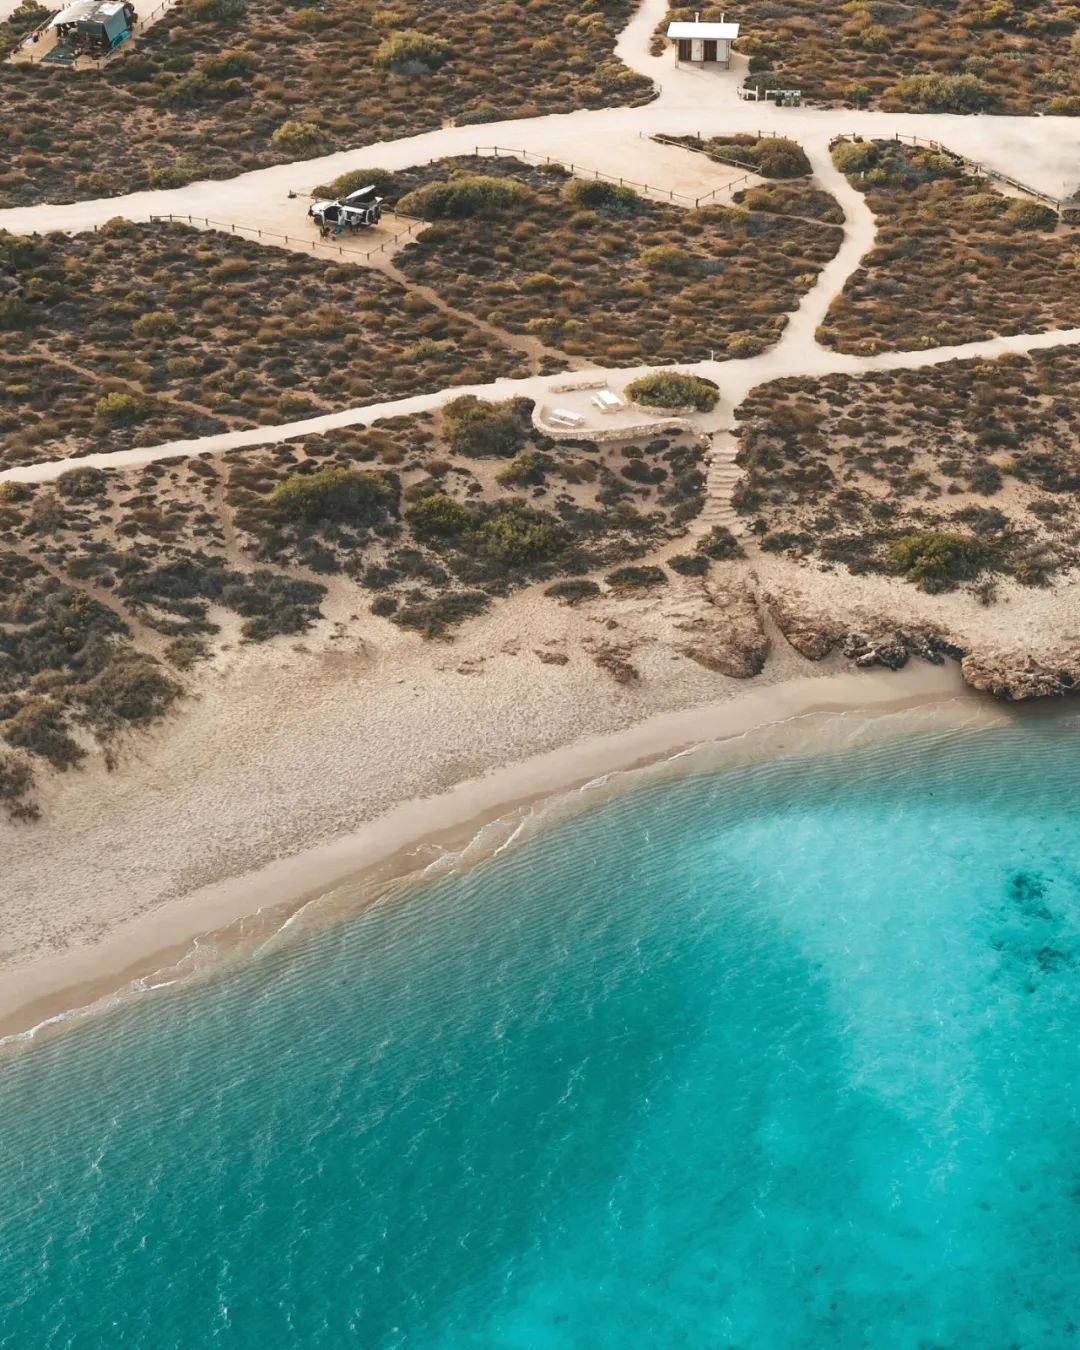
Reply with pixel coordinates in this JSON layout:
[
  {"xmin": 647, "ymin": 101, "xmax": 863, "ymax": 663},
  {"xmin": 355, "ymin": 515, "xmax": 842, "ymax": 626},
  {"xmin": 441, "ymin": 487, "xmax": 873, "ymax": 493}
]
[
  {"xmin": 878, "ymin": 132, "xmax": 1067, "ymax": 214},
  {"xmin": 472, "ymin": 144, "xmax": 753, "ymax": 209},
  {"xmin": 146, "ymin": 213, "xmax": 424, "ymax": 261}
]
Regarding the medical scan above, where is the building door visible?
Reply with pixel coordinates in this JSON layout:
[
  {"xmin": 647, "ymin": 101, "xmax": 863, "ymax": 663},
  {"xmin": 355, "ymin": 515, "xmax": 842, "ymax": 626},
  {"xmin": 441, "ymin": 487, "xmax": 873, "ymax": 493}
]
[
  {"xmin": 703, "ymin": 39, "xmax": 717, "ymax": 61},
  {"xmin": 677, "ymin": 38, "xmax": 692, "ymax": 61},
  {"xmin": 690, "ymin": 37, "xmax": 704, "ymax": 61}
]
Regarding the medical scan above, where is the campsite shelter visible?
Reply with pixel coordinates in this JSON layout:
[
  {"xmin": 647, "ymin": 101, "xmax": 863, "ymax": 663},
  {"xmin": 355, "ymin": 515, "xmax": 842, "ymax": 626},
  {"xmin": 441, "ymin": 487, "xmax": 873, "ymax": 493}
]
[
  {"xmin": 667, "ymin": 17, "xmax": 740, "ymax": 67},
  {"xmin": 51, "ymin": 0, "xmax": 135, "ymax": 51}
]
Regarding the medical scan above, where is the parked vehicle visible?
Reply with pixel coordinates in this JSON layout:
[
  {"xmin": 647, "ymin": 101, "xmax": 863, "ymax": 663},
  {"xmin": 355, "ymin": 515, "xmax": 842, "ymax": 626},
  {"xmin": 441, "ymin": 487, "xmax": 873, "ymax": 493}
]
[{"xmin": 308, "ymin": 186, "xmax": 384, "ymax": 235}]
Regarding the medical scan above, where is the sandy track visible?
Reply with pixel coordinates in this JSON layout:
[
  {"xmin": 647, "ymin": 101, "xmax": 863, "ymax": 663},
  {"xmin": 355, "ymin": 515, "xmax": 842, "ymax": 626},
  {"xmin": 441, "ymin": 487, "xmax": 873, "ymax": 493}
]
[{"xmin": 5, "ymin": 325, "xmax": 1078, "ymax": 485}]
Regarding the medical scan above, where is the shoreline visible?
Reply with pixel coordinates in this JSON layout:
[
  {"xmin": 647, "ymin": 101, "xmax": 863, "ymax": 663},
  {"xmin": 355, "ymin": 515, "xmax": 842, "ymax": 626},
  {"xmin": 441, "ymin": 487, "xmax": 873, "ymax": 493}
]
[{"xmin": 0, "ymin": 660, "xmax": 1001, "ymax": 1050}]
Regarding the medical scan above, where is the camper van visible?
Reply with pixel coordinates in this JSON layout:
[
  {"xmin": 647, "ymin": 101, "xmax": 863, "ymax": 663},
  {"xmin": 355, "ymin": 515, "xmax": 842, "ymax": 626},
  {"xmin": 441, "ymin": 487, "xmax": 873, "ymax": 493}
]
[{"xmin": 308, "ymin": 186, "xmax": 384, "ymax": 236}]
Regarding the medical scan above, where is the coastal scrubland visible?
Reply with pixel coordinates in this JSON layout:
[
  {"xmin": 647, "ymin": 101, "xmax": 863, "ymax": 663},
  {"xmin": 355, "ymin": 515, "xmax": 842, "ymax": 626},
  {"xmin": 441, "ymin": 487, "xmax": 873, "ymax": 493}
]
[
  {"xmin": 0, "ymin": 221, "xmax": 526, "ymax": 468},
  {"xmin": 0, "ymin": 0, "xmax": 652, "ymax": 207},
  {"xmin": 659, "ymin": 135, "xmax": 845, "ymax": 225},
  {"xmin": 664, "ymin": 134, "xmax": 813, "ymax": 181},
  {"xmin": 820, "ymin": 140, "xmax": 1079, "ymax": 353},
  {"xmin": 352, "ymin": 156, "xmax": 843, "ymax": 363},
  {"xmin": 662, "ymin": 0, "xmax": 1080, "ymax": 113},
  {"xmin": 733, "ymin": 344, "xmax": 1080, "ymax": 594},
  {"xmin": 0, "ymin": 399, "xmax": 709, "ymax": 813}
]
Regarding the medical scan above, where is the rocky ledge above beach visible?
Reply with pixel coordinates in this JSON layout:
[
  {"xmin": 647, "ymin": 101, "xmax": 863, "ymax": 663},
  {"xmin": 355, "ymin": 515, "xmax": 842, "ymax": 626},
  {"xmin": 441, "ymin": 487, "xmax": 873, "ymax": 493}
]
[
  {"xmin": 764, "ymin": 589, "xmax": 1080, "ymax": 703},
  {"xmin": 960, "ymin": 649, "xmax": 1080, "ymax": 701}
]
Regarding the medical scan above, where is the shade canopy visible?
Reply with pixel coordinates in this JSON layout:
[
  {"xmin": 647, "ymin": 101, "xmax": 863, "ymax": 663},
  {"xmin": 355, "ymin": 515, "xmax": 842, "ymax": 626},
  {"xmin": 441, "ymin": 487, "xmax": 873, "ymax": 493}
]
[{"xmin": 52, "ymin": 0, "xmax": 99, "ymax": 24}]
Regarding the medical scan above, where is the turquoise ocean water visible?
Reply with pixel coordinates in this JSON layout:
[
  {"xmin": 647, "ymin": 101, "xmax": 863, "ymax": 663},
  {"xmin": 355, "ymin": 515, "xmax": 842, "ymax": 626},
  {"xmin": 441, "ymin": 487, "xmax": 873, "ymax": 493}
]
[{"xmin": 3, "ymin": 710, "xmax": 1080, "ymax": 1348}]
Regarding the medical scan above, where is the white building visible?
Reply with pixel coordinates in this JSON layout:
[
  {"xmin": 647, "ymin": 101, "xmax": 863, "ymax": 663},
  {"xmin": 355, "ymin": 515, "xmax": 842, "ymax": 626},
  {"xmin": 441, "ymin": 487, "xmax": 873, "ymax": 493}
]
[{"xmin": 666, "ymin": 14, "xmax": 740, "ymax": 68}]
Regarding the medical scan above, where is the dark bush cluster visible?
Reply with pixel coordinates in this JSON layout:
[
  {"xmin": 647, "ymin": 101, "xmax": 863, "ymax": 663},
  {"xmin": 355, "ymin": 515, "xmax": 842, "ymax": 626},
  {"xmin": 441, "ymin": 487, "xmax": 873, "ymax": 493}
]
[
  {"xmin": 0, "ymin": 221, "xmax": 526, "ymax": 468},
  {"xmin": 821, "ymin": 141, "xmax": 1077, "ymax": 354},
  {"xmin": 715, "ymin": 0, "xmax": 1080, "ymax": 112},
  {"xmin": 731, "ymin": 345, "xmax": 1080, "ymax": 587},
  {"xmin": 0, "ymin": 551, "xmax": 181, "ymax": 809},
  {"xmin": 669, "ymin": 135, "xmax": 811, "ymax": 179},
  {"xmin": 390, "ymin": 156, "xmax": 843, "ymax": 365},
  {"xmin": 626, "ymin": 372, "xmax": 719, "ymax": 411}
]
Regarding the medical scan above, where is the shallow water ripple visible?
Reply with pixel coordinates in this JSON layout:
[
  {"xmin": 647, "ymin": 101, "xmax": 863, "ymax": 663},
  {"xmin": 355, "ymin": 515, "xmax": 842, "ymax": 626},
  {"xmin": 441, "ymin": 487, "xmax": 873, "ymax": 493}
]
[{"xmin": 1, "ymin": 716, "xmax": 1080, "ymax": 1347}]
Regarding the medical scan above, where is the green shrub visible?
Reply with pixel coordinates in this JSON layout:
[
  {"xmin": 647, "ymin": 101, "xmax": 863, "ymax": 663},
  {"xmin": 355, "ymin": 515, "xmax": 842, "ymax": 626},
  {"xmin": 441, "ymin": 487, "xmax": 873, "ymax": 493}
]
[
  {"xmin": 456, "ymin": 107, "xmax": 508, "ymax": 125},
  {"xmin": 471, "ymin": 501, "xmax": 568, "ymax": 567},
  {"xmin": 0, "ymin": 749, "xmax": 37, "ymax": 822},
  {"xmin": 2, "ymin": 698, "xmax": 83, "ymax": 768},
  {"xmin": 668, "ymin": 552, "xmax": 710, "ymax": 576},
  {"xmin": 605, "ymin": 564, "xmax": 667, "ymax": 589},
  {"xmin": 754, "ymin": 137, "xmax": 812, "ymax": 178},
  {"xmin": 521, "ymin": 272, "xmax": 560, "ymax": 293},
  {"xmin": 832, "ymin": 139, "xmax": 880, "ymax": 175},
  {"xmin": 84, "ymin": 655, "xmax": 179, "ymax": 727},
  {"xmin": 407, "ymin": 494, "xmax": 567, "ymax": 570},
  {"xmin": 133, "ymin": 310, "xmax": 176, "ymax": 337},
  {"xmin": 104, "ymin": 213, "xmax": 148, "ymax": 238},
  {"xmin": 727, "ymin": 333, "xmax": 766, "ymax": 358},
  {"xmin": 684, "ymin": 134, "xmax": 811, "ymax": 179},
  {"xmin": 270, "ymin": 121, "xmax": 323, "ymax": 152},
  {"xmin": 397, "ymin": 175, "xmax": 535, "ymax": 219},
  {"xmin": 270, "ymin": 466, "xmax": 397, "ymax": 524},
  {"xmin": 888, "ymin": 531, "xmax": 986, "ymax": 590},
  {"xmin": 545, "ymin": 577, "xmax": 600, "ymax": 604},
  {"xmin": 497, "ymin": 450, "xmax": 548, "ymax": 486},
  {"xmin": 164, "ymin": 635, "xmax": 210, "ymax": 669},
  {"xmin": 393, "ymin": 589, "xmax": 489, "ymax": 636},
  {"xmin": 561, "ymin": 178, "xmax": 642, "ymax": 215},
  {"xmin": 372, "ymin": 29, "xmax": 452, "ymax": 71},
  {"xmin": 186, "ymin": 0, "xmax": 245, "ymax": 22},
  {"xmin": 406, "ymin": 492, "xmax": 472, "ymax": 541},
  {"xmin": 625, "ymin": 372, "xmax": 719, "ymax": 412},
  {"xmin": 638, "ymin": 244, "xmax": 698, "ymax": 276},
  {"xmin": 147, "ymin": 160, "xmax": 209, "ymax": 189},
  {"xmin": 94, "ymin": 391, "xmax": 150, "ymax": 425},
  {"xmin": 1006, "ymin": 200, "xmax": 1059, "ymax": 231},
  {"xmin": 311, "ymin": 168, "xmax": 394, "ymax": 200},
  {"xmin": 884, "ymin": 72, "xmax": 995, "ymax": 113},
  {"xmin": 442, "ymin": 395, "xmax": 528, "ymax": 457},
  {"xmin": 202, "ymin": 50, "xmax": 259, "ymax": 79},
  {"xmin": 56, "ymin": 466, "xmax": 107, "ymax": 499},
  {"xmin": 697, "ymin": 524, "xmax": 745, "ymax": 560}
]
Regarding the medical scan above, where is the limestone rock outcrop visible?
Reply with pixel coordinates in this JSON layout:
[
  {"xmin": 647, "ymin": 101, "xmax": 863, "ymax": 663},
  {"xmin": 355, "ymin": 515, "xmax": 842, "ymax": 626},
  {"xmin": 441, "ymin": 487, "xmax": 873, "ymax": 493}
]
[
  {"xmin": 960, "ymin": 649, "xmax": 1080, "ymax": 701},
  {"xmin": 681, "ymin": 581, "xmax": 769, "ymax": 678}
]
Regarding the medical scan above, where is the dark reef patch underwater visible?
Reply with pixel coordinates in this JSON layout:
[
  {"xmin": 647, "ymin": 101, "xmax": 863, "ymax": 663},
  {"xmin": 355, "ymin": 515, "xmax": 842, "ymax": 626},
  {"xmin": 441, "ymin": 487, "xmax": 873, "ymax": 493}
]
[{"xmin": 2, "ymin": 711, "xmax": 1080, "ymax": 1348}]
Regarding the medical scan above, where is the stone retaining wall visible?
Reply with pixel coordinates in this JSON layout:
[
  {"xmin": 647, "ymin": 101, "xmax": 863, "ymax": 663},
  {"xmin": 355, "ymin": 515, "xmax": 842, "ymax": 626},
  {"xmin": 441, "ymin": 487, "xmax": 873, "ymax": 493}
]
[
  {"xmin": 628, "ymin": 400, "xmax": 701, "ymax": 418},
  {"xmin": 532, "ymin": 405, "xmax": 691, "ymax": 442}
]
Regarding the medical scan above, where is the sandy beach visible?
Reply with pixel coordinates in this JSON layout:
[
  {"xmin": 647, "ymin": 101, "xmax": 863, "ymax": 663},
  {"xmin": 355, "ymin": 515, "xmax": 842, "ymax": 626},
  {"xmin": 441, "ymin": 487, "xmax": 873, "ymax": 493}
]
[{"xmin": 0, "ymin": 555, "xmax": 1025, "ymax": 1047}]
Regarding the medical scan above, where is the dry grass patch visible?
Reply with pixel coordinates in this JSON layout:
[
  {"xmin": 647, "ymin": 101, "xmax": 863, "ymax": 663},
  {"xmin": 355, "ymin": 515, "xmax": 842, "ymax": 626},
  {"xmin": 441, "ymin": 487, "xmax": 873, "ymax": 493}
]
[
  {"xmin": 725, "ymin": 0, "xmax": 1080, "ymax": 113},
  {"xmin": 820, "ymin": 140, "xmax": 1079, "ymax": 354},
  {"xmin": 732, "ymin": 345, "xmax": 1080, "ymax": 590},
  {"xmin": 0, "ymin": 0, "xmax": 653, "ymax": 208},
  {"xmin": 387, "ymin": 156, "xmax": 843, "ymax": 363},
  {"xmin": 0, "ymin": 221, "xmax": 526, "ymax": 467}
]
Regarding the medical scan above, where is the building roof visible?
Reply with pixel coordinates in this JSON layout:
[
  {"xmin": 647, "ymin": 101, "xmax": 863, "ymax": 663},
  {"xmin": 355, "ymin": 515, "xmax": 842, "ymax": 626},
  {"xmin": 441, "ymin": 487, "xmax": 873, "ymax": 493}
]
[{"xmin": 667, "ymin": 20, "xmax": 740, "ymax": 39}]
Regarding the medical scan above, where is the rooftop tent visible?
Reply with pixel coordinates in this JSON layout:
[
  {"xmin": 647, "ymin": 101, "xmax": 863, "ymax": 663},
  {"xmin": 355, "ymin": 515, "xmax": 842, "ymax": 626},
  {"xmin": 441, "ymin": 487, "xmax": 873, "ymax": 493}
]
[{"xmin": 51, "ymin": 0, "xmax": 100, "ymax": 24}]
